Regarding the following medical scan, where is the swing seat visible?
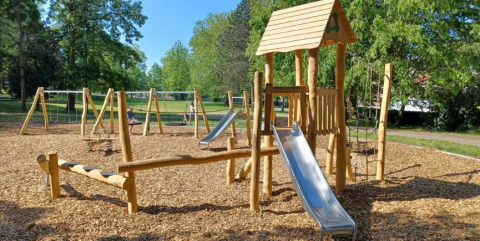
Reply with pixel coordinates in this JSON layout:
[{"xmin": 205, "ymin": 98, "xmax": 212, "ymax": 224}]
[
  {"xmin": 165, "ymin": 123, "xmax": 186, "ymax": 126},
  {"xmin": 128, "ymin": 122, "xmax": 143, "ymax": 126}
]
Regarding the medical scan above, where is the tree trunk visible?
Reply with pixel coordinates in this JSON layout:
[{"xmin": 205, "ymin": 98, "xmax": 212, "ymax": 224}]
[
  {"xmin": 396, "ymin": 103, "xmax": 406, "ymax": 126},
  {"xmin": 250, "ymin": 80, "xmax": 254, "ymax": 104},
  {"xmin": 281, "ymin": 98, "xmax": 285, "ymax": 112},
  {"xmin": 66, "ymin": 93, "xmax": 76, "ymax": 111},
  {"xmin": 224, "ymin": 94, "xmax": 229, "ymax": 106},
  {"xmin": 15, "ymin": 0, "xmax": 26, "ymax": 111}
]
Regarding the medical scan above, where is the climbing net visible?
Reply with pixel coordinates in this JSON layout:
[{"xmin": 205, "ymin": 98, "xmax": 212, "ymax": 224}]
[{"xmin": 345, "ymin": 52, "xmax": 386, "ymax": 181}]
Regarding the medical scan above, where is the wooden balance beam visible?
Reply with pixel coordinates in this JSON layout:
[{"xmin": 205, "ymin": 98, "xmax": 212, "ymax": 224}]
[
  {"xmin": 116, "ymin": 147, "xmax": 280, "ymax": 173},
  {"xmin": 37, "ymin": 154, "xmax": 132, "ymax": 190}
]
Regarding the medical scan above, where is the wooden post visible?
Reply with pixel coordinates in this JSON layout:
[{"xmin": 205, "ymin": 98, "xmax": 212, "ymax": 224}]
[
  {"xmin": 335, "ymin": 44, "xmax": 348, "ymax": 193},
  {"xmin": 244, "ymin": 91, "xmax": 252, "ymax": 146},
  {"xmin": 288, "ymin": 93, "xmax": 293, "ymax": 126},
  {"xmin": 197, "ymin": 89, "xmax": 210, "ymax": 133},
  {"xmin": 40, "ymin": 88, "xmax": 49, "ymax": 131},
  {"xmin": 117, "ymin": 91, "xmax": 137, "ymax": 214},
  {"xmin": 377, "ymin": 63, "xmax": 393, "ymax": 180},
  {"xmin": 228, "ymin": 91, "xmax": 236, "ymax": 140},
  {"xmin": 226, "ymin": 137, "xmax": 235, "ymax": 185},
  {"xmin": 20, "ymin": 87, "xmax": 41, "ymax": 135},
  {"xmin": 86, "ymin": 89, "xmax": 106, "ymax": 132},
  {"xmin": 250, "ymin": 71, "xmax": 263, "ymax": 210},
  {"xmin": 48, "ymin": 151, "xmax": 61, "ymax": 198},
  {"xmin": 143, "ymin": 88, "xmax": 154, "ymax": 136},
  {"xmin": 110, "ymin": 92, "xmax": 114, "ymax": 134},
  {"xmin": 326, "ymin": 133, "xmax": 335, "ymax": 174},
  {"xmin": 264, "ymin": 52, "xmax": 274, "ymax": 196},
  {"xmin": 154, "ymin": 92, "xmax": 163, "ymax": 133},
  {"xmin": 194, "ymin": 89, "xmax": 199, "ymax": 138},
  {"xmin": 295, "ymin": 50, "xmax": 307, "ymax": 133},
  {"xmin": 81, "ymin": 88, "xmax": 88, "ymax": 136},
  {"xmin": 91, "ymin": 88, "xmax": 113, "ymax": 133},
  {"xmin": 307, "ymin": 48, "xmax": 318, "ymax": 153}
]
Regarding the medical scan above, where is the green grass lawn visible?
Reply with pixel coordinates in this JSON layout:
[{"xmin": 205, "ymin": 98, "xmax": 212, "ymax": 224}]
[{"xmin": 348, "ymin": 128, "xmax": 480, "ymax": 159}]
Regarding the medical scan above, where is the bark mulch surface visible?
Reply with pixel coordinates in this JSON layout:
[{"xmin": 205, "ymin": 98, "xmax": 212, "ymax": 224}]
[{"xmin": 1, "ymin": 122, "xmax": 479, "ymax": 240}]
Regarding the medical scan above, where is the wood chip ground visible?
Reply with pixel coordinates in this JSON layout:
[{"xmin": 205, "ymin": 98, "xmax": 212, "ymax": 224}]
[{"xmin": 1, "ymin": 122, "xmax": 479, "ymax": 240}]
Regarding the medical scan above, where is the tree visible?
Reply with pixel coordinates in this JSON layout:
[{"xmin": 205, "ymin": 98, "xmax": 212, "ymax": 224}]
[
  {"xmin": 161, "ymin": 41, "xmax": 191, "ymax": 92},
  {"xmin": 47, "ymin": 0, "xmax": 147, "ymax": 108},
  {"xmin": 248, "ymin": 0, "xmax": 480, "ymax": 131},
  {"xmin": 147, "ymin": 62, "xmax": 164, "ymax": 90},
  {"xmin": 0, "ymin": 0, "xmax": 41, "ymax": 111},
  {"xmin": 214, "ymin": 0, "xmax": 251, "ymax": 98},
  {"xmin": 189, "ymin": 12, "xmax": 229, "ymax": 99}
]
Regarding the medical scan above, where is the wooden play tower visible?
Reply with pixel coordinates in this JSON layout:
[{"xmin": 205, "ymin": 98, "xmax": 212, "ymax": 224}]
[{"xmin": 248, "ymin": 0, "xmax": 392, "ymax": 209}]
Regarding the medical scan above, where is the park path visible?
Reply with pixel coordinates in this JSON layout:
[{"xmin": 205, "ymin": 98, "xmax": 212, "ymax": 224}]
[{"xmin": 388, "ymin": 130, "xmax": 480, "ymax": 148}]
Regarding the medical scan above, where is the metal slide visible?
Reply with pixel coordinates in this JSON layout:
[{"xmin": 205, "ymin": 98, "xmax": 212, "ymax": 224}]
[
  {"xmin": 199, "ymin": 109, "xmax": 243, "ymax": 147},
  {"xmin": 272, "ymin": 122, "xmax": 357, "ymax": 240}
]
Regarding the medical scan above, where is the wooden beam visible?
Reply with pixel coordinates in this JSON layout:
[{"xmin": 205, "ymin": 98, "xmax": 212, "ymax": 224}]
[
  {"xmin": 317, "ymin": 88, "xmax": 338, "ymax": 96},
  {"xmin": 48, "ymin": 152, "xmax": 61, "ymax": 198},
  {"xmin": 377, "ymin": 63, "xmax": 393, "ymax": 180},
  {"xmin": 226, "ymin": 137, "xmax": 235, "ymax": 185},
  {"xmin": 264, "ymin": 52, "xmax": 274, "ymax": 196},
  {"xmin": 81, "ymin": 88, "xmax": 88, "ymax": 136},
  {"xmin": 86, "ymin": 89, "xmax": 106, "ymax": 132},
  {"xmin": 40, "ymin": 88, "xmax": 49, "ymax": 132},
  {"xmin": 335, "ymin": 44, "xmax": 348, "ymax": 193},
  {"xmin": 244, "ymin": 91, "xmax": 252, "ymax": 146},
  {"xmin": 264, "ymin": 86, "xmax": 309, "ymax": 94},
  {"xmin": 110, "ymin": 92, "xmax": 114, "ymax": 134},
  {"xmin": 143, "ymin": 88, "xmax": 154, "ymax": 136},
  {"xmin": 228, "ymin": 91, "xmax": 236, "ymax": 140},
  {"xmin": 118, "ymin": 91, "xmax": 137, "ymax": 214},
  {"xmin": 57, "ymin": 159, "xmax": 132, "ymax": 190},
  {"xmin": 197, "ymin": 89, "xmax": 210, "ymax": 133},
  {"xmin": 236, "ymin": 143, "xmax": 266, "ymax": 179},
  {"xmin": 288, "ymin": 94, "xmax": 294, "ymax": 126},
  {"xmin": 154, "ymin": 92, "xmax": 163, "ymax": 133},
  {"xmin": 20, "ymin": 87, "xmax": 41, "ymax": 135},
  {"xmin": 36, "ymin": 155, "xmax": 49, "ymax": 174},
  {"xmin": 251, "ymin": 71, "xmax": 263, "ymax": 210},
  {"xmin": 295, "ymin": 50, "xmax": 307, "ymax": 133},
  {"xmin": 92, "ymin": 88, "xmax": 113, "ymax": 133},
  {"xmin": 326, "ymin": 133, "xmax": 335, "ymax": 174},
  {"xmin": 307, "ymin": 48, "xmax": 318, "ymax": 152},
  {"xmin": 117, "ymin": 146, "xmax": 279, "ymax": 173},
  {"xmin": 194, "ymin": 89, "xmax": 199, "ymax": 138}
]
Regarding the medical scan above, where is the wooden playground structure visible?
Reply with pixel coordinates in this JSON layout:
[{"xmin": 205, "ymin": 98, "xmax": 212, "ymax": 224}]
[{"xmin": 33, "ymin": 0, "xmax": 393, "ymax": 217}]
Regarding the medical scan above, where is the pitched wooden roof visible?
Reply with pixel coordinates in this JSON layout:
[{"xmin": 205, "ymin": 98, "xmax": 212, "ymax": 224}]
[{"xmin": 256, "ymin": 0, "xmax": 357, "ymax": 56}]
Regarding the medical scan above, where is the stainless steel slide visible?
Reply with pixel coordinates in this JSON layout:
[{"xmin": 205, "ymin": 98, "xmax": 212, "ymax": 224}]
[
  {"xmin": 199, "ymin": 109, "xmax": 243, "ymax": 147},
  {"xmin": 272, "ymin": 121, "xmax": 357, "ymax": 240}
]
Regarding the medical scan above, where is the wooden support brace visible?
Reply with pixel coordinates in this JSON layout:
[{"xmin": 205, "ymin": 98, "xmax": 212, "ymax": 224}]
[
  {"xmin": 40, "ymin": 88, "xmax": 49, "ymax": 131},
  {"xmin": 110, "ymin": 93, "xmax": 114, "ymax": 134},
  {"xmin": 143, "ymin": 88, "xmax": 154, "ymax": 136},
  {"xmin": 226, "ymin": 137, "xmax": 235, "ymax": 185},
  {"xmin": 377, "ymin": 63, "xmax": 393, "ymax": 181},
  {"xmin": 244, "ymin": 91, "xmax": 252, "ymax": 146},
  {"xmin": 81, "ymin": 88, "xmax": 88, "ymax": 136},
  {"xmin": 86, "ymin": 89, "xmax": 106, "ymax": 132},
  {"xmin": 197, "ymin": 89, "xmax": 210, "ymax": 133},
  {"xmin": 194, "ymin": 89, "xmax": 199, "ymax": 138},
  {"xmin": 154, "ymin": 93, "xmax": 163, "ymax": 133},
  {"xmin": 20, "ymin": 87, "xmax": 42, "ymax": 135},
  {"xmin": 92, "ymin": 88, "xmax": 113, "ymax": 134}
]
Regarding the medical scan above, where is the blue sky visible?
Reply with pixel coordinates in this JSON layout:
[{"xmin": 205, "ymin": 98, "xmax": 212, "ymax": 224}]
[{"xmin": 137, "ymin": 0, "xmax": 241, "ymax": 70}]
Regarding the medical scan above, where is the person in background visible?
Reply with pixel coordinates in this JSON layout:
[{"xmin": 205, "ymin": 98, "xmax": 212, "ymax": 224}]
[
  {"xmin": 189, "ymin": 101, "xmax": 195, "ymax": 124},
  {"xmin": 127, "ymin": 106, "xmax": 135, "ymax": 134},
  {"xmin": 182, "ymin": 112, "xmax": 187, "ymax": 124}
]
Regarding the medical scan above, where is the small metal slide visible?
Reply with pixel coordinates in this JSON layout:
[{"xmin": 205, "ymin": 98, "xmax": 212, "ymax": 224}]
[
  {"xmin": 272, "ymin": 122, "xmax": 357, "ymax": 240},
  {"xmin": 199, "ymin": 109, "xmax": 243, "ymax": 147}
]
